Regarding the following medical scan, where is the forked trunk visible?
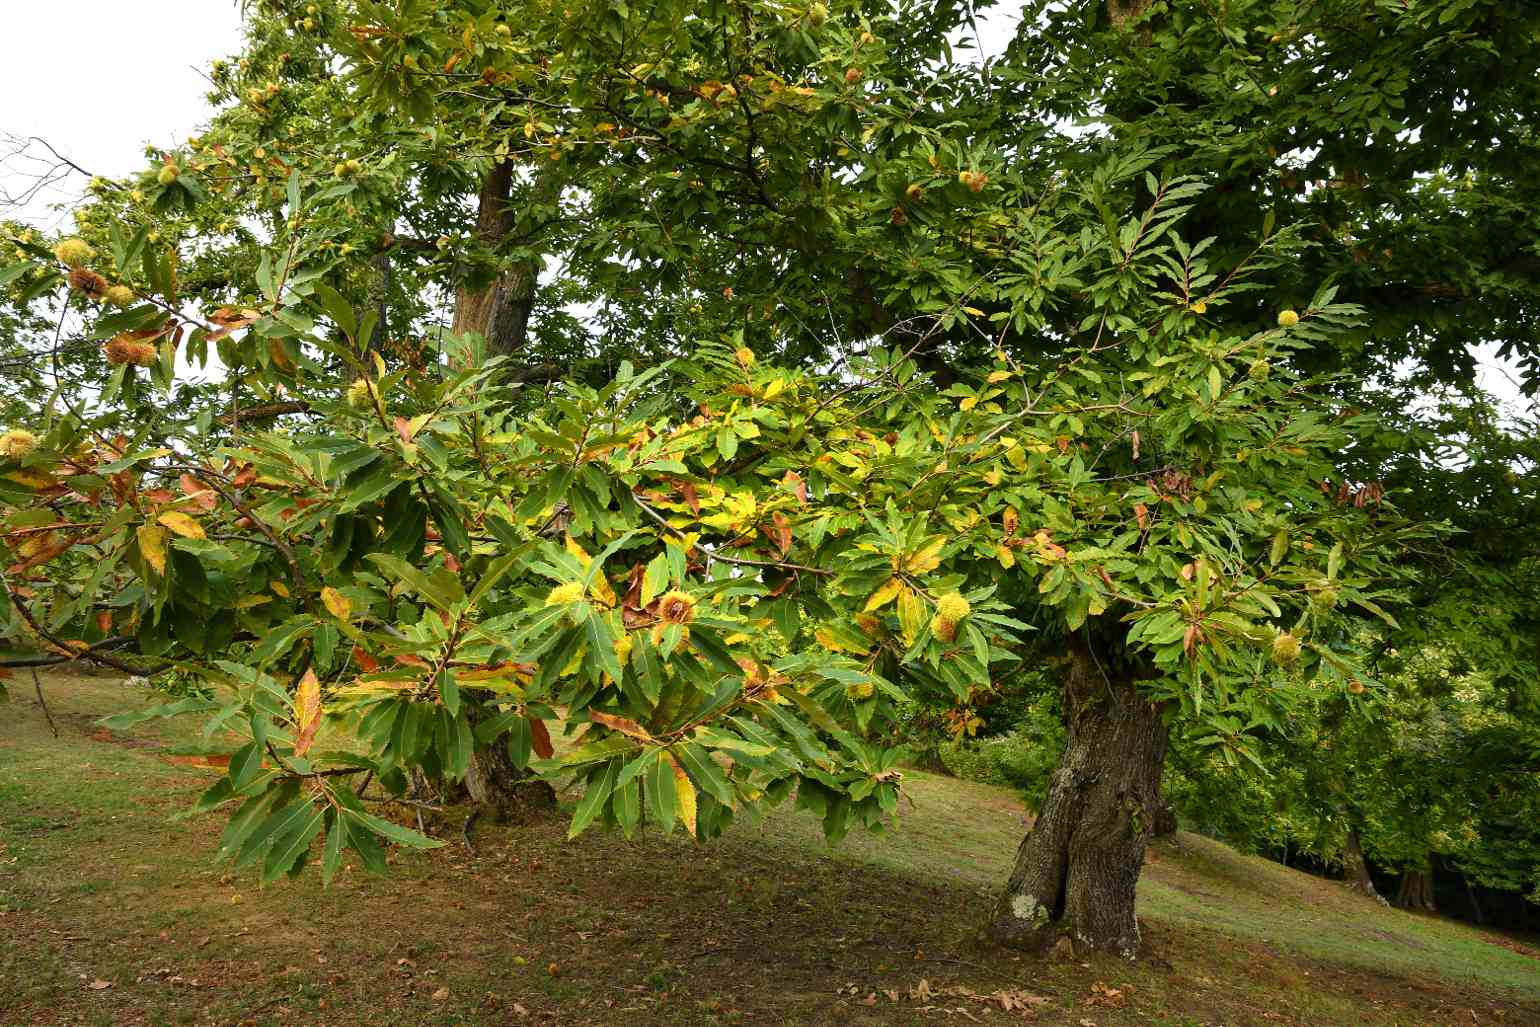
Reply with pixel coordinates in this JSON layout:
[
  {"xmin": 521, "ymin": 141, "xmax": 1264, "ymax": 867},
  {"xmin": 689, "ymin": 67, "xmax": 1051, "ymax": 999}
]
[
  {"xmin": 1342, "ymin": 827, "xmax": 1379, "ymax": 898},
  {"xmin": 986, "ymin": 636, "xmax": 1168, "ymax": 958}
]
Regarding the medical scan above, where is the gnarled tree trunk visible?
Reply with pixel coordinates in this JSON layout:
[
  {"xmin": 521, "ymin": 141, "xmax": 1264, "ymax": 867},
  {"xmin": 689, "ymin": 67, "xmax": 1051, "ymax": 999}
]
[
  {"xmin": 1342, "ymin": 827, "xmax": 1379, "ymax": 898},
  {"xmin": 986, "ymin": 636, "xmax": 1168, "ymax": 958},
  {"xmin": 463, "ymin": 727, "xmax": 556, "ymax": 820}
]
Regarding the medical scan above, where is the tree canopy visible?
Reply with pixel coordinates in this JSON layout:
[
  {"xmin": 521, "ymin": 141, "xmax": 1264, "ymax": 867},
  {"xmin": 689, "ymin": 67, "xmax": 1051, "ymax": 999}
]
[{"xmin": 2, "ymin": 0, "xmax": 1536, "ymax": 957}]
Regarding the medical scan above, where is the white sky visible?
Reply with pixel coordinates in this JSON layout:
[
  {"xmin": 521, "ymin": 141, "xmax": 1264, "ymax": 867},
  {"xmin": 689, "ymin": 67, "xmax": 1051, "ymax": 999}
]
[
  {"xmin": 0, "ymin": 2, "xmax": 245, "ymax": 231},
  {"xmin": 0, "ymin": 1, "xmax": 1527, "ymax": 411}
]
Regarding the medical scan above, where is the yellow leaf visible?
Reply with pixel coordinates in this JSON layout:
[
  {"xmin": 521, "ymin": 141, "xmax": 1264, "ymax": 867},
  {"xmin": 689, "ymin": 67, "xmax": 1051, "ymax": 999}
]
[
  {"xmin": 293, "ymin": 668, "xmax": 322, "ymax": 757},
  {"xmin": 959, "ymin": 396, "xmax": 978, "ymax": 411},
  {"xmin": 321, "ymin": 586, "xmax": 352, "ymax": 621},
  {"xmin": 897, "ymin": 587, "xmax": 925, "ymax": 645},
  {"xmin": 864, "ymin": 577, "xmax": 903, "ymax": 613},
  {"xmin": 564, "ymin": 536, "xmax": 592, "ymax": 567},
  {"xmin": 136, "ymin": 524, "xmax": 167, "ymax": 576},
  {"xmin": 763, "ymin": 377, "xmax": 785, "ymax": 400},
  {"xmin": 267, "ymin": 338, "xmax": 295, "ymax": 372},
  {"xmin": 962, "ymin": 306, "xmax": 986, "ymax": 317},
  {"xmin": 157, "ymin": 511, "xmax": 206, "ymax": 540},
  {"xmin": 997, "ymin": 544, "xmax": 1016, "ymax": 569},
  {"xmin": 813, "ymin": 626, "xmax": 861, "ymax": 655},
  {"xmin": 591, "ymin": 571, "xmax": 617, "ymax": 608},
  {"xmin": 986, "ymin": 369, "xmax": 1011, "ymax": 383},
  {"xmin": 904, "ymin": 537, "xmax": 946, "ymax": 574},
  {"xmin": 670, "ymin": 756, "xmax": 698, "ymax": 838},
  {"xmin": 271, "ymin": 580, "xmax": 291, "ymax": 598}
]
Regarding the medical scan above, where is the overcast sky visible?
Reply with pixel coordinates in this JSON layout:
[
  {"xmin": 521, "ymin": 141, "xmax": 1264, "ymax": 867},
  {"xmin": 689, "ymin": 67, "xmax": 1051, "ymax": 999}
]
[
  {"xmin": 1, "ymin": 2, "xmax": 245, "ymax": 231},
  {"xmin": 0, "ymin": 1, "xmax": 1526, "ymax": 409}
]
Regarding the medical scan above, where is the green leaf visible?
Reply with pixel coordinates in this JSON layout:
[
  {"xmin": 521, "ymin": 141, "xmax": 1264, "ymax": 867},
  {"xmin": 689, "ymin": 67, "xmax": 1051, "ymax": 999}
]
[
  {"xmin": 568, "ymin": 760, "xmax": 620, "ymax": 839},
  {"xmin": 647, "ymin": 751, "xmax": 677, "ymax": 833},
  {"xmin": 341, "ymin": 808, "xmax": 444, "ymax": 849},
  {"xmin": 263, "ymin": 804, "xmax": 325, "ymax": 882},
  {"xmin": 366, "ymin": 553, "xmax": 462, "ymax": 611},
  {"xmin": 321, "ymin": 811, "xmax": 348, "ymax": 886},
  {"xmin": 674, "ymin": 743, "xmax": 735, "ymax": 807}
]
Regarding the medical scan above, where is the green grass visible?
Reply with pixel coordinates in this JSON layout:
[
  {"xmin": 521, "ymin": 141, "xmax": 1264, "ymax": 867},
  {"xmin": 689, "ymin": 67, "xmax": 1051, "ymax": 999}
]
[{"xmin": 2, "ymin": 672, "xmax": 1537, "ymax": 1027}]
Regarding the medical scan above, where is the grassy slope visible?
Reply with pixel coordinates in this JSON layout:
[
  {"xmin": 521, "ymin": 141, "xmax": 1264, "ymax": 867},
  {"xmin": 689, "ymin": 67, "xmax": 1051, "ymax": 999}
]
[{"xmin": 1, "ymin": 673, "xmax": 1536, "ymax": 1027}]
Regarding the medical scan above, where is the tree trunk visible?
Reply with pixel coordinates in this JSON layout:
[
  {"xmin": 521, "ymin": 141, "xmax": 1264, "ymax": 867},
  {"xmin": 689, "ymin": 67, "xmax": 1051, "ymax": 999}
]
[
  {"xmin": 451, "ymin": 162, "xmax": 555, "ymax": 360},
  {"xmin": 1396, "ymin": 865, "xmax": 1437, "ymax": 913},
  {"xmin": 1342, "ymin": 827, "xmax": 1379, "ymax": 898},
  {"xmin": 1152, "ymin": 801, "xmax": 1178, "ymax": 837},
  {"xmin": 986, "ymin": 636, "xmax": 1168, "ymax": 958},
  {"xmin": 463, "ymin": 733, "xmax": 556, "ymax": 820}
]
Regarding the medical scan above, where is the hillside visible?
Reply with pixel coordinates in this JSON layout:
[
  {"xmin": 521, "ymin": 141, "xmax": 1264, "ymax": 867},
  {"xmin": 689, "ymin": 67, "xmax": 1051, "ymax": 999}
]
[{"xmin": 2, "ymin": 672, "xmax": 1537, "ymax": 1026}]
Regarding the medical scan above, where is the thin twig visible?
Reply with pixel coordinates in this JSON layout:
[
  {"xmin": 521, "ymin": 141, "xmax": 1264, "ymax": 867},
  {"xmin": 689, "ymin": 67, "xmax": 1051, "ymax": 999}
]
[
  {"xmin": 461, "ymin": 809, "xmax": 481, "ymax": 855},
  {"xmin": 31, "ymin": 669, "xmax": 58, "ymax": 738}
]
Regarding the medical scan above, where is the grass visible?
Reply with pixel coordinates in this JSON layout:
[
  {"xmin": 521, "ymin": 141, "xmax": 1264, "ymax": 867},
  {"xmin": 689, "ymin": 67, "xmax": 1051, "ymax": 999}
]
[{"xmin": 1, "ymin": 671, "xmax": 1537, "ymax": 1026}]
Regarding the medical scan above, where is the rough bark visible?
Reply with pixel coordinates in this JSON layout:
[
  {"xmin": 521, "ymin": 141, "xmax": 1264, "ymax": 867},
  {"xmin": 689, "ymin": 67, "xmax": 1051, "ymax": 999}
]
[
  {"xmin": 451, "ymin": 162, "xmax": 554, "ymax": 359},
  {"xmin": 1342, "ymin": 827, "xmax": 1379, "ymax": 898},
  {"xmin": 411, "ymin": 708, "xmax": 556, "ymax": 821},
  {"xmin": 986, "ymin": 636, "xmax": 1168, "ymax": 958},
  {"xmin": 463, "ymin": 736, "xmax": 556, "ymax": 820}
]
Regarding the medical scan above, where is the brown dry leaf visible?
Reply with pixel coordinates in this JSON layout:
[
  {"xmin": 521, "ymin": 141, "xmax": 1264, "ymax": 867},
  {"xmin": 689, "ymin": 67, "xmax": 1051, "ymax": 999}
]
[
  {"xmin": 179, "ymin": 474, "xmax": 218, "ymax": 511},
  {"xmin": 88, "ymin": 979, "xmax": 112, "ymax": 990},
  {"xmin": 770, "ymin": 510, "xmax": 792, "ymax": 556},
  {"xmin": 209, "ymin": 307, "xmax": 261, "ymax": 328},
  {"xmin": 164, "ymin": 753, "xmax": 232, "ymax": 769},
  {"xmin": 292, "ymin": 669, "xmax": 323, "ymax": 757},
  {"xmin": 7, "ymin": 539, "xmax": 72, "ymax": 574},
  {"xmin": 529, "ymin": 717, "xmax": 554, "ymax": 759},
  {"xmin": 783, "ymin": 469, "xmax": 808, "ymax": 505},
  {"xmin": 589, "ymin": 711, "xmax": 655, "ymax": 742},
  {"xmin": 431, "ymin": 986, "xmax": 450, "ymax": 1001},
  {"xmin": 677, "ymin": 480, "xmax": 701, "ymax": 515},
  {"xmin": 991, "ymin": 987, "xmax": 1051, "ymax": 1011}
]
